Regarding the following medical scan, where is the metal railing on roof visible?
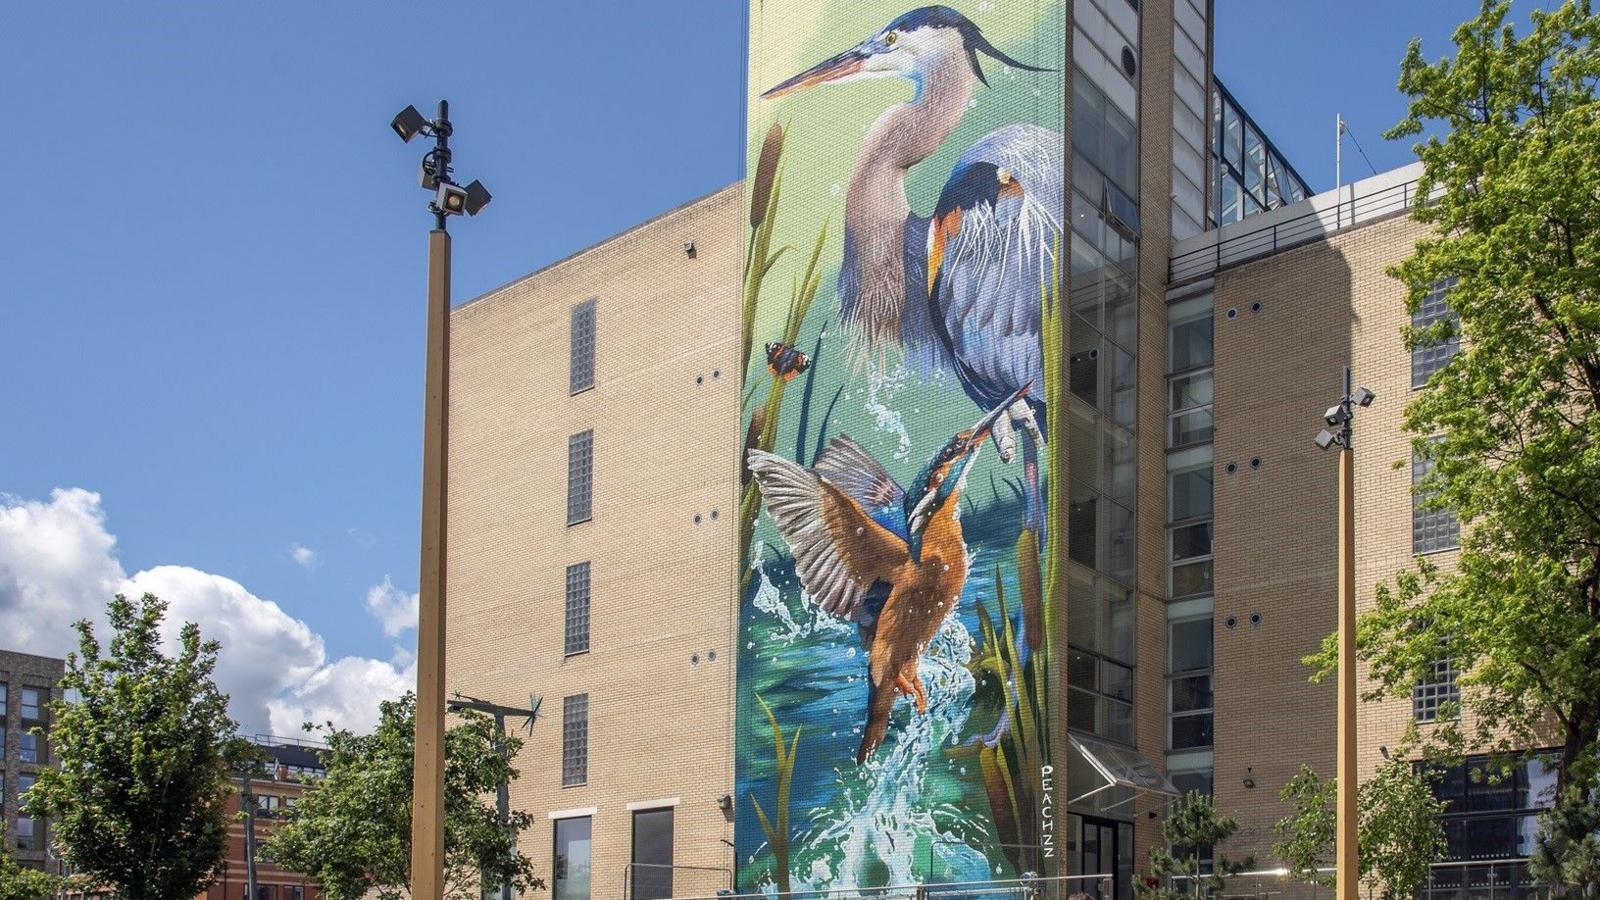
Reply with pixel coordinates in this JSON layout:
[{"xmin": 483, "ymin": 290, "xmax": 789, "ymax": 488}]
[{"xmin": 1169, "ymin": 176, "xmax": 1426, "ymax": 285}]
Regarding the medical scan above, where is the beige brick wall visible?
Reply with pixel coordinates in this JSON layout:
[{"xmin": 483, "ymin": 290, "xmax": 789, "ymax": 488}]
[
  {"xmin": 1210, "ymin": 213, "xmax": 1433, "ymax": 872},
  {"xmin": 447, "ymin": 184, "xmax": 745, "ymax": 899}
]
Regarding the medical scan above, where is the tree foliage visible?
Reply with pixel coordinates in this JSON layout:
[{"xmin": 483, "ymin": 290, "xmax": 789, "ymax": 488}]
[
  {"xmin": 1308, "ymin": 2, "xmax": 1600, "ymax": 884},
  {"xmin": 24, "ymin": 593, "xmax": 239, "ymax": 900},
  {"xmin": 1532, "ymin": 788, "xmax": 1600, "ymax": 897},
  {"xmin": 1134, "ymin": 791, "xmax": 1250, "ymax": 900},
  {"xmin": 1271, "ymin": 760, "xmax": 1447, "ymax": 900},
  {"xmin": 264, "ymin": 692, "xmax": 543, "ymax": 900},
  {"xmin": 0, "ymin": 824, "xmax": 66, "ymax": 900}
]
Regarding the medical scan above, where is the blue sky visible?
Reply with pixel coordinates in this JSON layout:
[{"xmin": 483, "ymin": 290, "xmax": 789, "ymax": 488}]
[{"xmin": 0, "ymin": 1, "xmax": 1516, "ymax": 728}]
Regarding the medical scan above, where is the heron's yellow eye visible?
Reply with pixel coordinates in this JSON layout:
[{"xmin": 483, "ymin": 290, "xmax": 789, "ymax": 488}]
[
  {"xmin": 884, "ymin": 31, "xmax": 898, "ymax": 46},
  {"xmin": 997, "ymin": 167, "xmax": 1014, "ymax": 184}
]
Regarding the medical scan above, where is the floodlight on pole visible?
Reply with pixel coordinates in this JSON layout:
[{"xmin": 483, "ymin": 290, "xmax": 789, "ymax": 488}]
[
  {"xmin": 1314, "ymin": 365, "xmax": 1374, "ymax": 900},
  {"xmin": 392, "ymin": 97, "xmax": 492, "ymax": 900}
]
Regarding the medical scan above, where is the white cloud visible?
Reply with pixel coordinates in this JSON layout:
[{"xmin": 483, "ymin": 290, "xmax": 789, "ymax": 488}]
[
  {"xmin": 0, "ymin": 489, "xmax": 409, "ymax": 736},
  {"xmin": 364, "ymin": 576, "xmax": 419, "ymax": 638},
  {"xmin": 289, "ymin": 543, "xmax": 317, "ymax": 570}
]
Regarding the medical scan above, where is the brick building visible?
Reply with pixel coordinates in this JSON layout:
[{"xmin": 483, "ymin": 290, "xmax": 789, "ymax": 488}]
[
  {"xmin": 197, "ymin": 738, "xmax": 329, "ymax": 900},
  {"xmin": 0, "ymin": 649, "xmax": 65, "ymax": 874},
  {"xmin": 443, "ymin": 3, "xmax": 1542, "ymax": 899}
]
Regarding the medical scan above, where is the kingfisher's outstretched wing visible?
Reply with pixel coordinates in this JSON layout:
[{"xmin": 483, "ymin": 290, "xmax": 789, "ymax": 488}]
[
  {"xmin": 926, "ymin": 123, "xmax": 1060, "ymax": 415},
  {"xmin": 812, "ymin": 435, "xmax": 908, "ymax": 541},
  {"xmin": 748, "ymin": 449, "xmax": 908, "ymax": 619}
]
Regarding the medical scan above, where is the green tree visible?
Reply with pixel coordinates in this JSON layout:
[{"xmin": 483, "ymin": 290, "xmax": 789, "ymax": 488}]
[
  {"xmin": 1274, "ymin": 765, "xmax": 1336, "ymax": 886},
  {"xmin": 0, "ymin": 824, "xmax": 64, "ymax": 900},
  {"xmin": 1134, "ymin": 791, "xmax": 1251, "ymax": 900},
  {"xmin": 1309, "ymin": 1, "xmax": 1600, "ymax": 889},
  {"xmin": 25, "ymin": 593, "xmax": 240, "ymax": 900},
  {"xmin": 264, "ymin": 692, "xmax": 543, "ymax": 900},
  {"xmin": 1531, "ymin": 788, "xmax": 1600, "ymax": 897},
  {"xmin": 1271, "ymin": 760, "xmax": 1448, "ymax": 900}
]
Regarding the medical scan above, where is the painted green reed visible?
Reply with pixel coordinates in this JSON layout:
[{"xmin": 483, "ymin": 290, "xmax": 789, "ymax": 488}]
[{"xmin": 750, "ymin": 693, "xmax": 801, "ymax": 897}]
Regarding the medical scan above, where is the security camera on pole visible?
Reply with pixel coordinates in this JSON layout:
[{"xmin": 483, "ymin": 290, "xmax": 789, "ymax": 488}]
[
  {"xmin": 390, "ymin": 99, "xmax": 491, "ymax": 899},
  {"xmin": 1313, "ymin": 366, "xmax": 1374, "ymax": 900}
]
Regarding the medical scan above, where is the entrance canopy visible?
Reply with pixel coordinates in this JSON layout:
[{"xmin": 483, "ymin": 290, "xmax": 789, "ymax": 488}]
[{"xmin": 1068, "ymin": 732, "xmax": 1180, "ymax": 813}]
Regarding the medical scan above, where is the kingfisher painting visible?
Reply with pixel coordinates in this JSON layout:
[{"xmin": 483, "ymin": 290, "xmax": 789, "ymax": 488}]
[
  {"xmin": 736, "ymin": 0, "xmax": 1068, "ymax": 891},
  {"xmin": 749, "ymin": 386, "xmax": 1027, "ymax": 762}
]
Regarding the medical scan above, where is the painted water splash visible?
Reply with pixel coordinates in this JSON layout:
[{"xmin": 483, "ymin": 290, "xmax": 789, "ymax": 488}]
[
  {"xmin": 864, "ymin": 362, "xmax": 914, "ymax": 462},
  {"xmin": 749, "ymin": 613, "xmax": 997, "ymax": 894},
  {"xmin": 750, "ymin": 541, "xmax": 853, "ymax": 645}
]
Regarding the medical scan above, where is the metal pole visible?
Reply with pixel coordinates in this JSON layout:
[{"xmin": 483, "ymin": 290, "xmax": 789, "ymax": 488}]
[
  {"xmin": 1335, "ymin": 115, "xmax": 1343, "ymax": 229},
  {"xmin": 495, "ymin": 709, "xmax": 512, "ymax": 900},
  {"xmin": 244, "ymin": 769, "xmax": 259, "ymax": 899},
  {"xmin": 1335, "ymin": 365, "xmax": 1358, "ymax": 900},
  {"xmin": 409, "ymin": 209, "xmax": 452, "ymax": 896}
]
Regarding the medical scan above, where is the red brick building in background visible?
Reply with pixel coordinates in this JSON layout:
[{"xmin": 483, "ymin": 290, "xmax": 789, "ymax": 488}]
[{"xmin": 199, "ymin": 737, "xmax": 328, "ymax": 900}]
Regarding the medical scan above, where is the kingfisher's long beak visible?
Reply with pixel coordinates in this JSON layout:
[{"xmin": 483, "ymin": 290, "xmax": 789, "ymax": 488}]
[
  {"xmin": 972, "ymin": 383, "xmax": 1033, "ymax": 443},
  {"xmin": 762, "ymin": 46, "xmax": 868, "ymax": 99}
]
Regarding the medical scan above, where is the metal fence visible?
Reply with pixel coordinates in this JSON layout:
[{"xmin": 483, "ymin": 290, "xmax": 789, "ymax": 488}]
[
  {"xmin": 1165, "ymin": 859, "xmax": 1547, "ymax": 900},
  {"xmin": 1168, "ymin": 177, "xmax": 1427, "ymax": 285},
  {"xmin": 666, "ymin": 873, "xmax": 1114, "ymax": 900}
]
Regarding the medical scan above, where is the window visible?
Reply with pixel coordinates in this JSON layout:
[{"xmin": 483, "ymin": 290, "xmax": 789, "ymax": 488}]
[
  {"xmin": 1425, "ymin": 753, "xmax": 1557, "ymax": 864},
  {"xmin": 20, "ymin": 688, "xmax": 40, "ymax": 721},
  {"xmin": 1412, "ymin": 278, "xmax": 1460, "ymax": 388},
  {"xmin": 0, "ymin": 682, "xmax": 7, "ymax": 717},
  {"xmin": 553, "ymin": 816, "xmax": 593, "ymax": 900},
  {"xmin": 17, "ymin": 774, "xmax": 36, "ymax": 851},
  {"xmin": 1169, "ymin": 674, "xmax": 1214, "ymax": 749},
  {"xmin": 20, "ymin": 731, "xmax": 40, "ymax": 764},
  {"xmin": 254, "ymin": 888, "xmax": 276, "ymax": 900},
  {"xmin": 256, "ymin": 794, "xmax": 282, "ymax": 818},
  {"xmin": 565, "ymin": 562, "xmax": 591, "ymax": 656},
  {"xmin": 1413, "ymin": 447, "xmax": 1460, "ymax": 553},
  {"xmin": 1168, "ymin": 460, "xmax": 1213, "ymax": 523},
  {"xmin": 1067, "ymin": 648, "xmax": 1134, "ymax": 745},
  {"xmin": 1168, "ymin": 613, "xmax": 1213, "ymax": 674},
  {"xmin": 1414, "ymin": 652, "xmax": 1460, "ymax": 723},
  {"xmin": 567, "ymin": 430, "xmax": 594, "ymax": 525},
  {"xmin": 1169, "ymin": 521, "xmax": 1213, "ymax": 598},
  {"xmin": 1168, "ymin": 298, "xmax": 1213, "ymax": 372},
  {"xmin": 570, "ymin": 299, "xmax": 597, "ymax": 394},
  {"xmin": 1167, "ymin": 369, "xmax": 1213, "ymax": 448},
  {"xmin": 631, "ymin": 807, "xmax": 675, "ymax": 900},
  {"xmin": 562, "ymin": 694, "xmax": 589, "ymax": 787}
]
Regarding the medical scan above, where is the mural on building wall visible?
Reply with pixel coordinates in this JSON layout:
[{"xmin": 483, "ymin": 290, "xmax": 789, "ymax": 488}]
[{"xmin": 737, "ymin": 1, "xmax": 1067, "ymax": 890}]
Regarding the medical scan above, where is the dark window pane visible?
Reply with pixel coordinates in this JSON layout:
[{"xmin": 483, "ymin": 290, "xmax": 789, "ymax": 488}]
[
  {"xmin": 1170, "ymin": 713, "xmax": 1213, "ymax": 749},
  {"xmin": 1172, "ymin": 675, "xmax": 1213, "ymax": 713},
  {"xmin": 631, "ymin": 808, "xmax": 674, "ymax": 900},
  {"xmin": 1169, "ymin": 466, "xmax": 1213, "ymax": 522},
  {"xmin": 1171, "ymin": 522, "xmax": 1213, "ymax": 561},
  {"xmin": 1169, "ymin": 616, "xmax": 1213, "ymax": 672}
]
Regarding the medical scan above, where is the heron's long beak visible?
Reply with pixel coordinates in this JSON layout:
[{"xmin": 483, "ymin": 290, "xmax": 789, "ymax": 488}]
[
  {"xmin": 762, "ymin": 46, "xmax": 868, "ymax": 99},
  {"xmin": 971, "ymin": 383, "xmax": 1033, "ymax": 443}
]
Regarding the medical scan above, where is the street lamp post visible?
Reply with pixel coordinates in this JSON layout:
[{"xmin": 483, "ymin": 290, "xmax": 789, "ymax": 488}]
[
  {"xmin": 1315, "ymin": 367, "xmax": 1374, "ymax": 900},
  {"xmin": 391, "ymin": 100, "xmax": 491, "ymax": 899}
]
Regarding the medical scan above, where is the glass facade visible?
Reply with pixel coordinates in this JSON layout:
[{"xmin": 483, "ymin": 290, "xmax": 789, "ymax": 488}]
[
  {"xmin": 1209, "ymin": 79, "xmax": 1311, "ymax": 228},
  {"xmin": 1069, "ymin": 0, "xmax": 1141, "ymax": 777}
]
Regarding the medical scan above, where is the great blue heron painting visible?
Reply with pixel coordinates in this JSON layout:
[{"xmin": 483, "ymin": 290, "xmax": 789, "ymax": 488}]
[
  {"xmin": 737, "ymin": 0, "xmax": 1070, "ymax": 894},
  {"xmin": 763, "ymin": 4, "xmax": 1061, "ymax": 530}
]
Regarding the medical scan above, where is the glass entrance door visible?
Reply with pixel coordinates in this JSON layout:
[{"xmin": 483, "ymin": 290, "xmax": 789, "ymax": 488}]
[{"xmin": 1078, "ymin": 816, "xmax": 1132, "ymax": 900}]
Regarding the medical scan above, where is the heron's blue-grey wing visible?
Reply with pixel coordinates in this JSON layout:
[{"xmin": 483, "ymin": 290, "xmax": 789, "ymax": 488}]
[
  {"xmin": 747, "ymin": 449, "xmax": 908, "ymax": 620},
  {"xmin": 930, "ymin": 123, "xmax": 1062, "ymax": 412}
]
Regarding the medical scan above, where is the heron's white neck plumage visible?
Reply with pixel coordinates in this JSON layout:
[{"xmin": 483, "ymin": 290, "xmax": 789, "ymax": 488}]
[{"xmin": 845, "ymin": 32, "xmax": 975, "ymax": 352}]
